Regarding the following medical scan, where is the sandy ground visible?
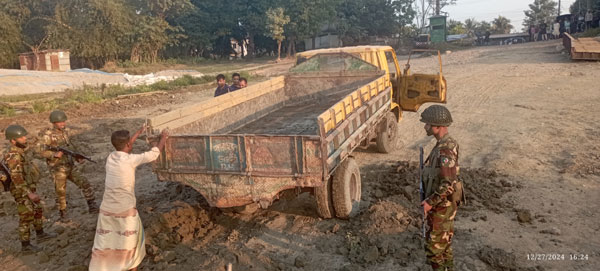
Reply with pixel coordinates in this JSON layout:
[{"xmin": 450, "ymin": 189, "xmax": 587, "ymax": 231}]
[{"xmin": 0, "ymin": 41, "xmax": 599, "ymax": 271}]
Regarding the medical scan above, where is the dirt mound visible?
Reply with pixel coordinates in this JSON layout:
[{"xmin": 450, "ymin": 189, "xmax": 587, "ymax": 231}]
[
  {"xmin": 362, "ymin": 200, "xmax": 413, "ymax": 235},
  {"xmin": 477, "ymin": 246, "xmax": 518, "ymax": 270},
  {"xmin": 144, "ymin": 201, "xmax": 215, "ymax": 248},
  {"xmin": 363, "ymin": 161, "xmax": 518, "ymax": 215}
]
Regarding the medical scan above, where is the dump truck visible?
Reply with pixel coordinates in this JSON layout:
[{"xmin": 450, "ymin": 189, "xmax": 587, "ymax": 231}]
[{"xmin": 148, "ymin": 46, "xmax": 447, "ymax": 219}]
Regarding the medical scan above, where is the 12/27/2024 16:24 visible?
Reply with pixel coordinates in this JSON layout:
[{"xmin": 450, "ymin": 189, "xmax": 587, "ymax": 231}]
[{"xmin": 526, "ymin": 254, "xmax": 589, "ymax": 261}]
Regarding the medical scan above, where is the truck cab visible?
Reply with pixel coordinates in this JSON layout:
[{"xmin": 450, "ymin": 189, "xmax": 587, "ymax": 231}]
[{"xmin": 296, "ymin": 46, "xmax": 447, "ymax": 121}]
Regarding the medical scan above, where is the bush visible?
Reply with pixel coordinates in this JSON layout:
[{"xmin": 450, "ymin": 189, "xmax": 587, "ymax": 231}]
[
  {"xmin": 579, "ymin": 28, "xmax": 600, "ymax": 38},
  {"xmin": 31, "ymin": 100, "xmax": 58, "ymax": 113},
  {"xmin": 1, "ymin": 105, "xmax": 15, "ymax": 117}
]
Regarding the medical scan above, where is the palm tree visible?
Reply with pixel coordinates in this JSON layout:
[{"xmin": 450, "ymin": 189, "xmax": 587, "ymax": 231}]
[
  {"xmin": 464, "ymin": 18, "xmax": 478, "ymax": 33},
  {"xmin": 492, "ymin": 16, "xmax": 514, "ymax": 34}
]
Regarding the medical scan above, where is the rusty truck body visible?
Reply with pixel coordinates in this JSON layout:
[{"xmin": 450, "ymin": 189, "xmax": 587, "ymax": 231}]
[{"xmin": 148, "ymin": 46, "xmax": 447, "ymax": 219}]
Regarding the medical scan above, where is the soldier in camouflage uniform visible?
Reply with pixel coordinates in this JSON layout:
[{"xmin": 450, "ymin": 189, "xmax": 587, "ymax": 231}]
[
  {"xmin": 420, "ymin": 105, "xmax": 465, "ymax": 271},
  {"xmin": 38, "ymin": 110, "xmax": 97, "ymax": 221},
  {"xmin": 1, "ymin": 125, "xmax": 56, "ymax": 252}
]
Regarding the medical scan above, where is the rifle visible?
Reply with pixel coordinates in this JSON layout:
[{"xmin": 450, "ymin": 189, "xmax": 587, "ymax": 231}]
[
  {"xmin": 47, "ymin": 146, "xmax": 96, "ymax": 164},
  {"xmin": 419, "ymin": 146, "xmax": 426, "ymax": 238},
  {"xmin": 1, "ymin": 161, "xmax": 12, "ymax": 192}
]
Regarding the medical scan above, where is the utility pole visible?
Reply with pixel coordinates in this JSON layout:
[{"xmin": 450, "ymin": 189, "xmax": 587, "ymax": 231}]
[
  {"xmin": 423, "ymin": 0, "xmax": 426, "ymax": 29},
  {"xmin": 436, "ymin": 0, "xmax": 441, "ymax": 15},
  {"xmin": 558, "ymin": 0, "xmax": 561, "ymax": 16}
]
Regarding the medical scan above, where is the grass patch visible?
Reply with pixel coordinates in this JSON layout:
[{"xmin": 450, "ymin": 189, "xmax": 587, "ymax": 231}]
[
  {"xmin": 0, "ymin": 72, "xmax": 264, "ymax": 118},
  {"xmin": 576, "ymin": 28, "xmax": 600, "ymax": 38},
  {"xmin": 0, "ymin": 93, "xmax": 59, "ymax": 104}
]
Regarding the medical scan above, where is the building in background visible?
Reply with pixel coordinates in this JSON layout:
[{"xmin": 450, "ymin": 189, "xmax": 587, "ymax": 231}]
[
  {"xmin": 19, "ymin": 49, "xmax": 71, "ymax": 71},
  {"xmin": 304, "ymin": 23, "xmax": 342, "ymax": 50}
]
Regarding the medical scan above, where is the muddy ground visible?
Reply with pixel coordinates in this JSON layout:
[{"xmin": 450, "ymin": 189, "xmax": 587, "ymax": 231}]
[{"xmin": 0, "ymin": 41, "xmax": 599, "ymax": 271}]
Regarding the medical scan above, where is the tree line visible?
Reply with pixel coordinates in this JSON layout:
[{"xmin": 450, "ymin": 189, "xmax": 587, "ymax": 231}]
[
  {"xmin": 0, "ymin": 0, "xmax": 417, "ymax": 68},
  {"xmin": 448, "ymin": 16, "xmax": 513, "ymax": 35}
]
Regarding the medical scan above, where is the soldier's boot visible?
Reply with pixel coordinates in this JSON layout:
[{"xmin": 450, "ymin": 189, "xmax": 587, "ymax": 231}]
[
  {"xmin": 21, "ymin": 241, "xmax": 43, "ymax": 253},
  {"xmin": 36, "ymin": 229, "xmax": 57, "ymax": 242},
  {"xmin": 59, "ymin": 209, "xmax": 70, "ymax": 222},
  {"xmin": 87, "ymin": 199, "xmax": 99, "ymax": 214}
]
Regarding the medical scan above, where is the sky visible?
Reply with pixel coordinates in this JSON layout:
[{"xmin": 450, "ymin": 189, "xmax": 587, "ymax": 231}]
[{"xmin": 443, "ymin": 0, "xmax": 578, "ymax": 32}]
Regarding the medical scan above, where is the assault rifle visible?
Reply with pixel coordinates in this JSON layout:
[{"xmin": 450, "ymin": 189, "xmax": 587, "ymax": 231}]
[
  {"xmin": 47, "ymin": 146, "xmax": 96, "ymax": 164},
  {"xmin": 419, "ymin": 146, "xmax": 426, "ymax": 238}
]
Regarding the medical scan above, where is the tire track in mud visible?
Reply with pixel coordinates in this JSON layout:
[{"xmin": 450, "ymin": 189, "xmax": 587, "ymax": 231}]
[{"xmin": 120, "ymin": 161, "xmax": 527, "ymax": 270}]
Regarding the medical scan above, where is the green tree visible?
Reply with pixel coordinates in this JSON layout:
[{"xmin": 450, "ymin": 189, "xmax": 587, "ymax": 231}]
[
  {"xmin": 0, "ymin": 11, "xmax": 23, "ymax": 67},
  {"xmin": 523, "ymin": 0, "xmax": 557, "ymax": 28},
  {"xmin": 492, "ymin": 16, "xmax": 514, "ymax": 34},
  {"xmin": 171, "ymin": 5, "xmax": 213, "ymax": 58},
  {"xmin": 48, "ymin": 0, "xmax": 134, "ymax": 68},
  {"xmin": 0, "ymin": 0, "xmax": 59, "ymax": 69},
  {"xmin": 283, "ymin": 0, "xmax": 340, "ymax": 56},
  {"xmin": 448, "ymin": 19, "xmax": 466, "ymax": 34},
  {"xmin": 475, "ymin": 21, "xmax": 492, "ymax": 33},
  {"xmin": 464, "ymin": 18, "xmax": 478, "ymax": 33},
  {"xmin": 337, "ymin": 0, "xmax": 416, "ymax": 45},
  {"xmin": 570, "ymin": 0, "xmax": 600, "ymax": 16},
  {"xmin": 266, "ymin": 7, "xmax": 290, "ymax": 61},
  {"xmin": 130, "ymin": 0, "xmax": 193, "ymax": 63}
]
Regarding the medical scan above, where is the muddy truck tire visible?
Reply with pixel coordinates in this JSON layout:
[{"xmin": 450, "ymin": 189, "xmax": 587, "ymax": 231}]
[
  {"xmin": 376, "ymin": 112, "xmax": 399, "ymax": 153},
  {"xmin": 332, "ymin": 158, "xmax": 362, "ymax": 219},
  {"xmin": 315, "ymin": 176, "xmax": 335, "ymax": 219}
]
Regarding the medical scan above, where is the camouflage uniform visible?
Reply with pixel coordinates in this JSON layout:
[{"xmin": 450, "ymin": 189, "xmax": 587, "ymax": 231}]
[
  {"xmin": 418, "ymin": 105, "xmax": 465, "ymax": 271},
  {"xmin": 38, "ymin": 127, "xmax": 95, "ymax": 213},
  {"xmin": 423, "ymin": 134, "xmax": 461, "ymax": 270},
  {"xmin": 3, "ymin": 145, "xmax": 43, "ymax": 242}
]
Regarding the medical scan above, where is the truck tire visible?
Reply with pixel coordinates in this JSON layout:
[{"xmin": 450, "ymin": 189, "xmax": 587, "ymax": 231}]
[
  {"xmin": 376, "ymin": 112, "xmax": 399, "ymax": 153},
  {"xmin": 314, "ymin": 176, "xmax": 335, "ymax": 219},
  {"xmin": 332, "ymin": 158, "xmax": 361, "ymax": 219}
]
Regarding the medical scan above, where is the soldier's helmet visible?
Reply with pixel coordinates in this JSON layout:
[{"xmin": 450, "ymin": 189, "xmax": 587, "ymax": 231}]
[
  {"xmin": 420, "ymin": 105, "xmax": 453, "ymax": 127},
  {"xmin": 49, "ymin": 110, "xmax": 67, "ymax": 123},
  {"xmin": 5, "ymin": 125, "xmax": 28, "ymax": 140}
]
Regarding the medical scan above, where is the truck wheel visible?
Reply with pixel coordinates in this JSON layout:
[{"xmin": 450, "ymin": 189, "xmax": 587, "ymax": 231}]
[
  {"xmin": 376, "ymin": 112, "xmax": 399, "ymax": 153},
  {"xmin": 332, "ymin": 158, "xmax": 361, "ymax": 219},
  {"xmin": 314, "ymin": 176, "xmax": 335, "ymax": 219}
]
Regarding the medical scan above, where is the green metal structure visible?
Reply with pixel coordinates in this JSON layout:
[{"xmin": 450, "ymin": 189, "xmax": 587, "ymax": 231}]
[{"xmin": 429, "ymin": 15, "xmax": 447, "ymax": 43}]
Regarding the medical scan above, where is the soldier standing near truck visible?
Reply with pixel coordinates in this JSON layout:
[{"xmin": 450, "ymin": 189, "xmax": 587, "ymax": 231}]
[
  {"xmin": 419, "ymin": 105, "xmax": 465, "ymax": 271},
  {"xmin": 38, "ymin": 110, "xmax": 98, "ymax": 221},
  {"xmin": 1, "ymin": 125, "xmax": 56, "ymax": 252}
]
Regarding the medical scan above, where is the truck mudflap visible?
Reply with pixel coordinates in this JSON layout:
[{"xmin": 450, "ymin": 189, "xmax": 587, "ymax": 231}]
[{"xmin": 153, "ymin": 135, "xmax": 324, "ymax": 208}]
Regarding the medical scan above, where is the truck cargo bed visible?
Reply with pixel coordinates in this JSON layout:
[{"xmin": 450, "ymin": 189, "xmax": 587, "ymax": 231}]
[{"xmin": 230, "ymin": 87, "xmax": 357, "ymax": 135}]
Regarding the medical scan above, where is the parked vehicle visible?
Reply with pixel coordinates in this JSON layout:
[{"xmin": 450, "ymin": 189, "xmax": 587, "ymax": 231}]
[{"xmin": 148, "ymin": 46, "xmax": 447, "ymax": 219}]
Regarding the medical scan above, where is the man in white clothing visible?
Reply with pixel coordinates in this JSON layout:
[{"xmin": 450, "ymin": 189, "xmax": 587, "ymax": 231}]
[{"xmin": 89, "ymin": 124, "xmax": 168, "ymax": 271}]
